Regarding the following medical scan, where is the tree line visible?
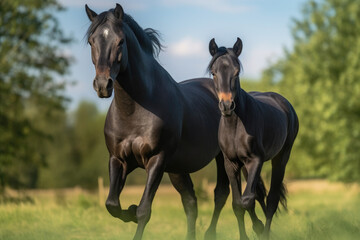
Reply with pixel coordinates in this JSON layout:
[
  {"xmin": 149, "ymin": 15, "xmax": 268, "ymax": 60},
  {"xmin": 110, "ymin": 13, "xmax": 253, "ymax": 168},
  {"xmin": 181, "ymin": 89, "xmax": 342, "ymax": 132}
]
[{"xmin": 0, "ymin": 0, "xmax": 359, "ymax": 191}]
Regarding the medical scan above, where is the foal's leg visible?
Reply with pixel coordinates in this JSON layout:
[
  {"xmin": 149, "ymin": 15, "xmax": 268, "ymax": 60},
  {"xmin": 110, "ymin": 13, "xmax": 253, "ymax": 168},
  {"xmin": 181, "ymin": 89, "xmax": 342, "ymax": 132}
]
[
  {"xmin": 204, "ymin": 153, "xmax": 230, "ymax": 240},
  {"xmin": 241, "ymin": 167, "xmax": 265, "ymax": 237},
  {"xmin": 169, "ymin": 173, "xmax": 198, "ymax": 240},
  {"xmin": 224, "ymin": 155, "xmax": 249, "ymax": 240},
  {"xmin": 263, "ymin": 149, "xmax": 291, "ymax": 239},
  {"xmin": 105, "ymin": 156, "xmax": 137, "ymax": 222},
  {"xmin": 241, "ymin": 155, "xmax": 263, "ymax": 210},
  {"xmin": 133, "ymin": 152, "xmax": 165, "ymax": 240}
]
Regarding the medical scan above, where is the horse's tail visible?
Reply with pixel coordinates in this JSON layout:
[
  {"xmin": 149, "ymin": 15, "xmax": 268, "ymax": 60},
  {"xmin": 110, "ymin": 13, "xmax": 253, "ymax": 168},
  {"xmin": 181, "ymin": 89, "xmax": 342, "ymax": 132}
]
[
  {"xmin": 256, "ymin": 175, "xmax": 267, "ymax": 215},
  {"xmin": 279, "ymin": 181, "xmax": 288, "ymax": 211},
  {"xmin": 277, "ymin": 98, "xmax": 297, "ymax": 211}
]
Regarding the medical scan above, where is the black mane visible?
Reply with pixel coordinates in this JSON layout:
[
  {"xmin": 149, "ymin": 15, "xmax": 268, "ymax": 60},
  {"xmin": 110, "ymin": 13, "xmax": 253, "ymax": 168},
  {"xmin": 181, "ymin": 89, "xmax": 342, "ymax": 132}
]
[{"xmin": 86, "ymin": 10, "xmax": 162, "ymax": 57}]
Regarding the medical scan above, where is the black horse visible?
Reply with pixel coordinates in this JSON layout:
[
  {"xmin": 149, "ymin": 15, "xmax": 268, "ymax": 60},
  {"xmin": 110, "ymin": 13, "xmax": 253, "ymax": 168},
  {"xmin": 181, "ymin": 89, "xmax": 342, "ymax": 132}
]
[
  {"xmin": 208, "ymin": 38, "xmax": 299, "ymax": 239},
  {"xmin": 84, "ymin": 4, "xmax": 232, "ymax": 240}
]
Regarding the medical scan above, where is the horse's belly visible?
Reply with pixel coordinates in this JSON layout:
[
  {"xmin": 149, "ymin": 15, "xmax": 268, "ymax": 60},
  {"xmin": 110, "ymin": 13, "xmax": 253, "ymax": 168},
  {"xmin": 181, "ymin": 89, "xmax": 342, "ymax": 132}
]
[{"xmin": 165, "ymin": 138, "xmax": 220, "ymax": 173}]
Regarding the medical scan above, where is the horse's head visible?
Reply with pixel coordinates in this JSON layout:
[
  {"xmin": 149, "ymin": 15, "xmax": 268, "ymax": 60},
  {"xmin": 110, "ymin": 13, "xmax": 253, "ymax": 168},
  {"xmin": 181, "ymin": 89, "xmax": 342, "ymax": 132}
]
[
  {"xmin": 208, "ymin": 38, "xmax": 243, "ymax": 116},
  {"xmin": 85, "ymin": 4, "xmax": 128, "ymax": 98}
]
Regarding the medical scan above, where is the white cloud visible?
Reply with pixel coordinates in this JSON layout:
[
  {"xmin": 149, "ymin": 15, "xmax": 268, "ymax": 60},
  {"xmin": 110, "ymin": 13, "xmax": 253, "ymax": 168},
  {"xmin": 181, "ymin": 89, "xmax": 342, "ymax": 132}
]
[
  {"xmin": 160, "ymin": 0, "xmax": 250, "ymax": 13},
  {"xmin": 59, "ymin": 0, "xmax": 250, "ymax": 13},
  {"xmin": 58, "ymin": 0, "xmax": 148, "ymax": 10},
  {"xmin": 168, "ymin": 37, "xmax": 207, "ymax": 57},
  {"xmin": 242, "ymin": 44, "xmax": 283, "ymax": 79}
]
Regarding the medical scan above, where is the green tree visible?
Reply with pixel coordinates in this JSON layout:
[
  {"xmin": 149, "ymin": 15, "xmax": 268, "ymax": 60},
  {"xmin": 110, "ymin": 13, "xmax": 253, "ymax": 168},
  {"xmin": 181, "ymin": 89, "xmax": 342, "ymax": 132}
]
[
  {"xmin": 0, "ymin": 0, "xmax": 72, "ymax": 189},
  {"xmin": 262, "ymin": 0, "xmax": 360, "ymax": 181},
  {"xmin": 37, "ymin": 101, "xmax": 109, "ymax": 189}
]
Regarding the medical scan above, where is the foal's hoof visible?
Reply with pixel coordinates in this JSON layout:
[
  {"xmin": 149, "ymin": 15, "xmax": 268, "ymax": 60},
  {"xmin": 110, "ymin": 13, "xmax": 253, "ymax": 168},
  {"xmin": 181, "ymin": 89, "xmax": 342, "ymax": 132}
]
[
  {"xmin": 204, "ymin": 229, "xmax": 216, "ymax": 240},
  {"xmin": 253, "ymin": 220, "xmax": 265, "ymax": 237},
  {"xmin": 122, "ymin": 204, "xmax": 138, "ymax": 223}
]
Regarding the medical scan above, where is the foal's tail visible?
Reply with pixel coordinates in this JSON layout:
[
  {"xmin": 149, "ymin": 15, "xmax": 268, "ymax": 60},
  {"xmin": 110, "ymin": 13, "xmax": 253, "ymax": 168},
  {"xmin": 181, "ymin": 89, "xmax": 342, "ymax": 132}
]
[
  {"xmin": 278, "ymin": 99, "xmax": 299, "ymax": 212},
  {"xmin": 256, "ymin": 176, "xmax": 267, "ymax": 215},
  {"xmin": 279, "ymin": 182, "xmax": 288, "ymax": 211}
]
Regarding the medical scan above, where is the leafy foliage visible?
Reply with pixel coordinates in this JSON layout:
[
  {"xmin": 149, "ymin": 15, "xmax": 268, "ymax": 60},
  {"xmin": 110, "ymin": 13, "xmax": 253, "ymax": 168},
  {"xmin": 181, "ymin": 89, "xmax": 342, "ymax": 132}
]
[
  {"xmin": 261, "ymin": 0, "xmax": 360, "ymax": 181},
  {"xmin": 0, "ymin": 0, "xmax": 72, "ymax": 189},
  {"xmin": 37, "ymin": 101, "xmax": 109, "ymax": 189}
]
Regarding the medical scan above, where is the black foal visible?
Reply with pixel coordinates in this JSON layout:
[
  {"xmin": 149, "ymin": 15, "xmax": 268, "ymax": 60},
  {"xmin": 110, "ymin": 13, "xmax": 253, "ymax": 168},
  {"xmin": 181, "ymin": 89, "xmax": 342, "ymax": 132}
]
[{"xmin": 208, "ymin": 38, "xmax": 299, "ymax": 239}]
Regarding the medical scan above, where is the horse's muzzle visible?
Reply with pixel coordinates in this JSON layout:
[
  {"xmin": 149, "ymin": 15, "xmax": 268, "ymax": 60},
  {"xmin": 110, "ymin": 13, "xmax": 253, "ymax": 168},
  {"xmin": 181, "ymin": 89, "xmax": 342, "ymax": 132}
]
[
  {"xmin": 219, "ymin": 100, "xmax": 236, "ymax": 117},
  {"xmin": 93, "ymin": 77, "xmax": 113, "ymax": 98}
]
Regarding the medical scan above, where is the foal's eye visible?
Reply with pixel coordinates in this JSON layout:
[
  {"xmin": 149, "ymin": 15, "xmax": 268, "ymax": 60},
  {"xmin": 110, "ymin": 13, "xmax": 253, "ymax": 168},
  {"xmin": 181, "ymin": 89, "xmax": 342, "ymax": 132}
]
[{"xmin": 119, "ymin": 39, "xmax": 124, "ymax": 46}]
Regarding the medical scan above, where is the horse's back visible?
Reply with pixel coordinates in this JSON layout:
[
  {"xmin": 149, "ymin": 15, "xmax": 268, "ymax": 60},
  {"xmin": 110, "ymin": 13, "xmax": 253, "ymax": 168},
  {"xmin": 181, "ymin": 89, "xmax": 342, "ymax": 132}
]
[
  {"xmin": 165, "ymin": 78, "xmax": 221, "ymax": 173},
  {"xmin": 248, "ymin": 91, "xmax": 298, "ymax": 158},
  {"xmin": 251, "ymin": 91, "xmax": 298, "ymax": 138}
]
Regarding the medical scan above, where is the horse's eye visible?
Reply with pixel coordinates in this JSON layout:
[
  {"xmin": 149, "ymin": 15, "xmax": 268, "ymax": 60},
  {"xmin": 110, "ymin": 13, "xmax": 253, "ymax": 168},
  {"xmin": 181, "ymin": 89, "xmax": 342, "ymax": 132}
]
[{"xmin": 119, "ymin": 39, "xmax": 124, "ymax": 46}]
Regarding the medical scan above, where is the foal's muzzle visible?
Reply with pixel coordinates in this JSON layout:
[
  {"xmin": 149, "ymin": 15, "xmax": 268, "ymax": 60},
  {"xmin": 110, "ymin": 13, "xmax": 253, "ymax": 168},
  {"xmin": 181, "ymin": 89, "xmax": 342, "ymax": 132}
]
[
  {"xmin": 219, "ymin": 100, "xmax": 236, "ymax": 116},
  {"xmin": 93, "ymin": 77, "xmax": 113, "ymax": 98}
]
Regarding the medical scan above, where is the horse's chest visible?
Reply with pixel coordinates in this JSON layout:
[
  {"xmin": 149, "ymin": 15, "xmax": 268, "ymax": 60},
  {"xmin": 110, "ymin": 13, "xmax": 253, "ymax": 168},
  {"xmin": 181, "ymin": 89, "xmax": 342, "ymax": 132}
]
[
  {"xmin": 115, "ymin": 136, "xmax": 153, "ymax": 168},
  {"xmin": 105, "ymin": 115, "xmax": 162, "ymax": 165},
  {"xmin": 219, "ymin": 120, "xmax": 253, "ymax": 161}
]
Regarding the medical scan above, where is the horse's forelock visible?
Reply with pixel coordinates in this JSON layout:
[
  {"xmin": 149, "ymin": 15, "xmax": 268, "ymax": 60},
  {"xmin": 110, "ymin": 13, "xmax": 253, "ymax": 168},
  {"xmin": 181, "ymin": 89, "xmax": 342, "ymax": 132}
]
[
  {"xmin": 206, "ymin": 47, "xmax": 242, "ymax": 75},
  {"xmin": 85, "ymin": 10, "xmax": 162, "ymax": 57}
]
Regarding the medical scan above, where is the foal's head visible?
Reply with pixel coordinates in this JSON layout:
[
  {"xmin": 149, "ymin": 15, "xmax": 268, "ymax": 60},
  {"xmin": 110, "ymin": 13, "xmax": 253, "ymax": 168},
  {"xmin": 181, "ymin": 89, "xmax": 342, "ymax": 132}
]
[
  {"xmin": 85, "ymin": 4, "xmax": 128, "ymax": 98},
  {"xmin": 208, "ymin": 38, "xmax": 243, "ymax": 116}
]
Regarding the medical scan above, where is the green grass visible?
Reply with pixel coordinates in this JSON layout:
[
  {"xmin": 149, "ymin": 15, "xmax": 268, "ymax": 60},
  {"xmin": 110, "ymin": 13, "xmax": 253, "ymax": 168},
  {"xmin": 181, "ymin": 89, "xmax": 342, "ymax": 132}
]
[{"xmin": 0, "ymin": 180, "xmax": 359, "ymax": 240}]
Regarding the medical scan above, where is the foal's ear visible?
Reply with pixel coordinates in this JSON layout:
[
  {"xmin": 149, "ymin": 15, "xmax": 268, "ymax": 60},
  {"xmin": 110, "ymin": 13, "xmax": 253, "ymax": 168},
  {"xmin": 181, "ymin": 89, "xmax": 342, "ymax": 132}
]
[
  {"xmin": 114, "ymin": 4, "xmax": 124, "ymax": 20},
  {"xmin": 233, "ymin": 37, "xmax": 243, "ymax": 57},
  {"xmin": 209, "ymin": 38, "xmax": 218, "ymax": 56},
  {"xmin": 85, "ymin": 4, "xmax": 97, "ymax": 22}
]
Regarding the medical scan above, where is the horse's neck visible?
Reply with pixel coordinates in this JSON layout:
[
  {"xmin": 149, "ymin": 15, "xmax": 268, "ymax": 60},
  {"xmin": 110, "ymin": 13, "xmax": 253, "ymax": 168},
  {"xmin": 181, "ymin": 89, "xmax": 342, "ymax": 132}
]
[
  {"xmin": 113, "ymin": 80, "xmax": 137, "ymax": 116},
  {"xmin": 113, "ymin": 40, "xmax": 175, "ymax": 114},
  {"xmin": 234, "ymin": 87, "xmax": 249, "ymax": 121}
]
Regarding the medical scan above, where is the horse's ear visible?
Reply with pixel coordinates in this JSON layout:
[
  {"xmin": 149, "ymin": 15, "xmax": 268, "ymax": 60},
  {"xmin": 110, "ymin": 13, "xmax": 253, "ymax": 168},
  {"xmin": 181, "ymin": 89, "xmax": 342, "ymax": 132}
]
[
  {"xmin": 85, "ymin": 4, "xmax": 97, "ymax": 22},
  {"xmin": 209, "ymin": 38, "xmax": 218, "ymax": 56},
  {"xmin": 114, "ymin": 4, "xmax": 124, "ymax": 20},
  {"xmin": 233, "ymin": 37, "xmax": 243, "ymax": 57}
]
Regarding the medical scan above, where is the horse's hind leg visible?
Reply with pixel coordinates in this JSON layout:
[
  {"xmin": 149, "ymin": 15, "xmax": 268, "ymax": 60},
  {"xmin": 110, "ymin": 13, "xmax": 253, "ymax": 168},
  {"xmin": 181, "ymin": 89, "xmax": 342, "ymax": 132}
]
[
  {"xmin": 204, "ymin": 153, "xmax": 230, "ymax": 240},
  {"xmin": 169, "ymin": 173, "xmax": 198, "ymax": 240},
  {"xmin": 264, "ymin": 149, "xmax": 291, "ymax": 239}
]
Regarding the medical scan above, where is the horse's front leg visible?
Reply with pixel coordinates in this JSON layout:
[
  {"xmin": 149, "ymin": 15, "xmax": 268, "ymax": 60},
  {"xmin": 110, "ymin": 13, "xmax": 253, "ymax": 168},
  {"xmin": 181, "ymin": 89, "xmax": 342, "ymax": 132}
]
[
  {"xmin": 133, "ymin": 152, "xmax": 165, "ymax": 240},
  {"xmin": 241, "ymin": 155, "xmax": 263, "ymax": 210},
  {"xmin": 224, "ymin": 154, "xmax": 249, "ymax": 240},
  {"xmin": 106, "ymin": 156, "xmax": 137, "ymax": 222}
]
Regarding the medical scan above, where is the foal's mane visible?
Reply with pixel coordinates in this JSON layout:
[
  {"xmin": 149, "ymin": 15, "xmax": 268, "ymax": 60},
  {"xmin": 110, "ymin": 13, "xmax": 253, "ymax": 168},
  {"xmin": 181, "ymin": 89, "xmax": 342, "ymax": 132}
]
[{"xmin": 86, "ymin": 9, "xmax": 162, "ymax": 57}]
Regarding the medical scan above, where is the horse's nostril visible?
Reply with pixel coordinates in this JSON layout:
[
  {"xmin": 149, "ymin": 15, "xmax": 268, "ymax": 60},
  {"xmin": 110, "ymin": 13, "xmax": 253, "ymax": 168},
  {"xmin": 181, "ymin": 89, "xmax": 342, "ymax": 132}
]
[
  {"xmin": 106, "ymin": 78, "xmax": 113, "ymax": 90},
  {"xmin": 93, "ymin": 79, "xmax": 99, "ymax": 91},
  {"xmin": 230, "ymin": 101, "xmax": 236, "ymax": 111},
  {"xmin": 218, "ymin": 101, "xmax": 225, "ymax": 111}
]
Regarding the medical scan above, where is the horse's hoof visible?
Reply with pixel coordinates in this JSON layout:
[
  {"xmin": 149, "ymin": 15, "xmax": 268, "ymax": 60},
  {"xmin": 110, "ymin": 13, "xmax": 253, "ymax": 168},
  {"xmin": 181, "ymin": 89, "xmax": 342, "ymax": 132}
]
[
  {"xmin": 253, "ymin": 220, "xmax": 265, "ymax": 236},
  {"xmin": 260, "ymin": 231, "xmax": 270, "ymax": 240},
  {"xmin": 105, "ymin": 201, "xmax": 122, "ymax": 218},
  {"xmin": 121, "ymin": 205, "xmax": 138, "ymax": 223},
  {"xmin": 128, "ymin": 204, "xmax": 138, "ymax": 223},
  {"xmin": 204, "ymin": 229, "xmax": 216, "ymax": 240},
  {"xmin": 240, "ymin": 234, "xmax": 250, "ymax": 240}
]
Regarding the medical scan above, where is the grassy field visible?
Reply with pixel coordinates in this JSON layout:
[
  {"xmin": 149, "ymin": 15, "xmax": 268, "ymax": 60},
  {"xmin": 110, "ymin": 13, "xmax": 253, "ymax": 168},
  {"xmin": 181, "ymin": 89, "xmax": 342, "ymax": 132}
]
[{"xmin": 0, "ymin": 180, "xmax": 359, "ymax": 240}]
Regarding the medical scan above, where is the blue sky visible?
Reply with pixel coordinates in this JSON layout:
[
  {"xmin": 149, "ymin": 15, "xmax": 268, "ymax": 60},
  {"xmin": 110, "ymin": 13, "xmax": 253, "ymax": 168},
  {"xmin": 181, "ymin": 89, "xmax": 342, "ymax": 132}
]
[{"xmin": 56, "ymin": 0, "xmax": 307, "ymax": 110}]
